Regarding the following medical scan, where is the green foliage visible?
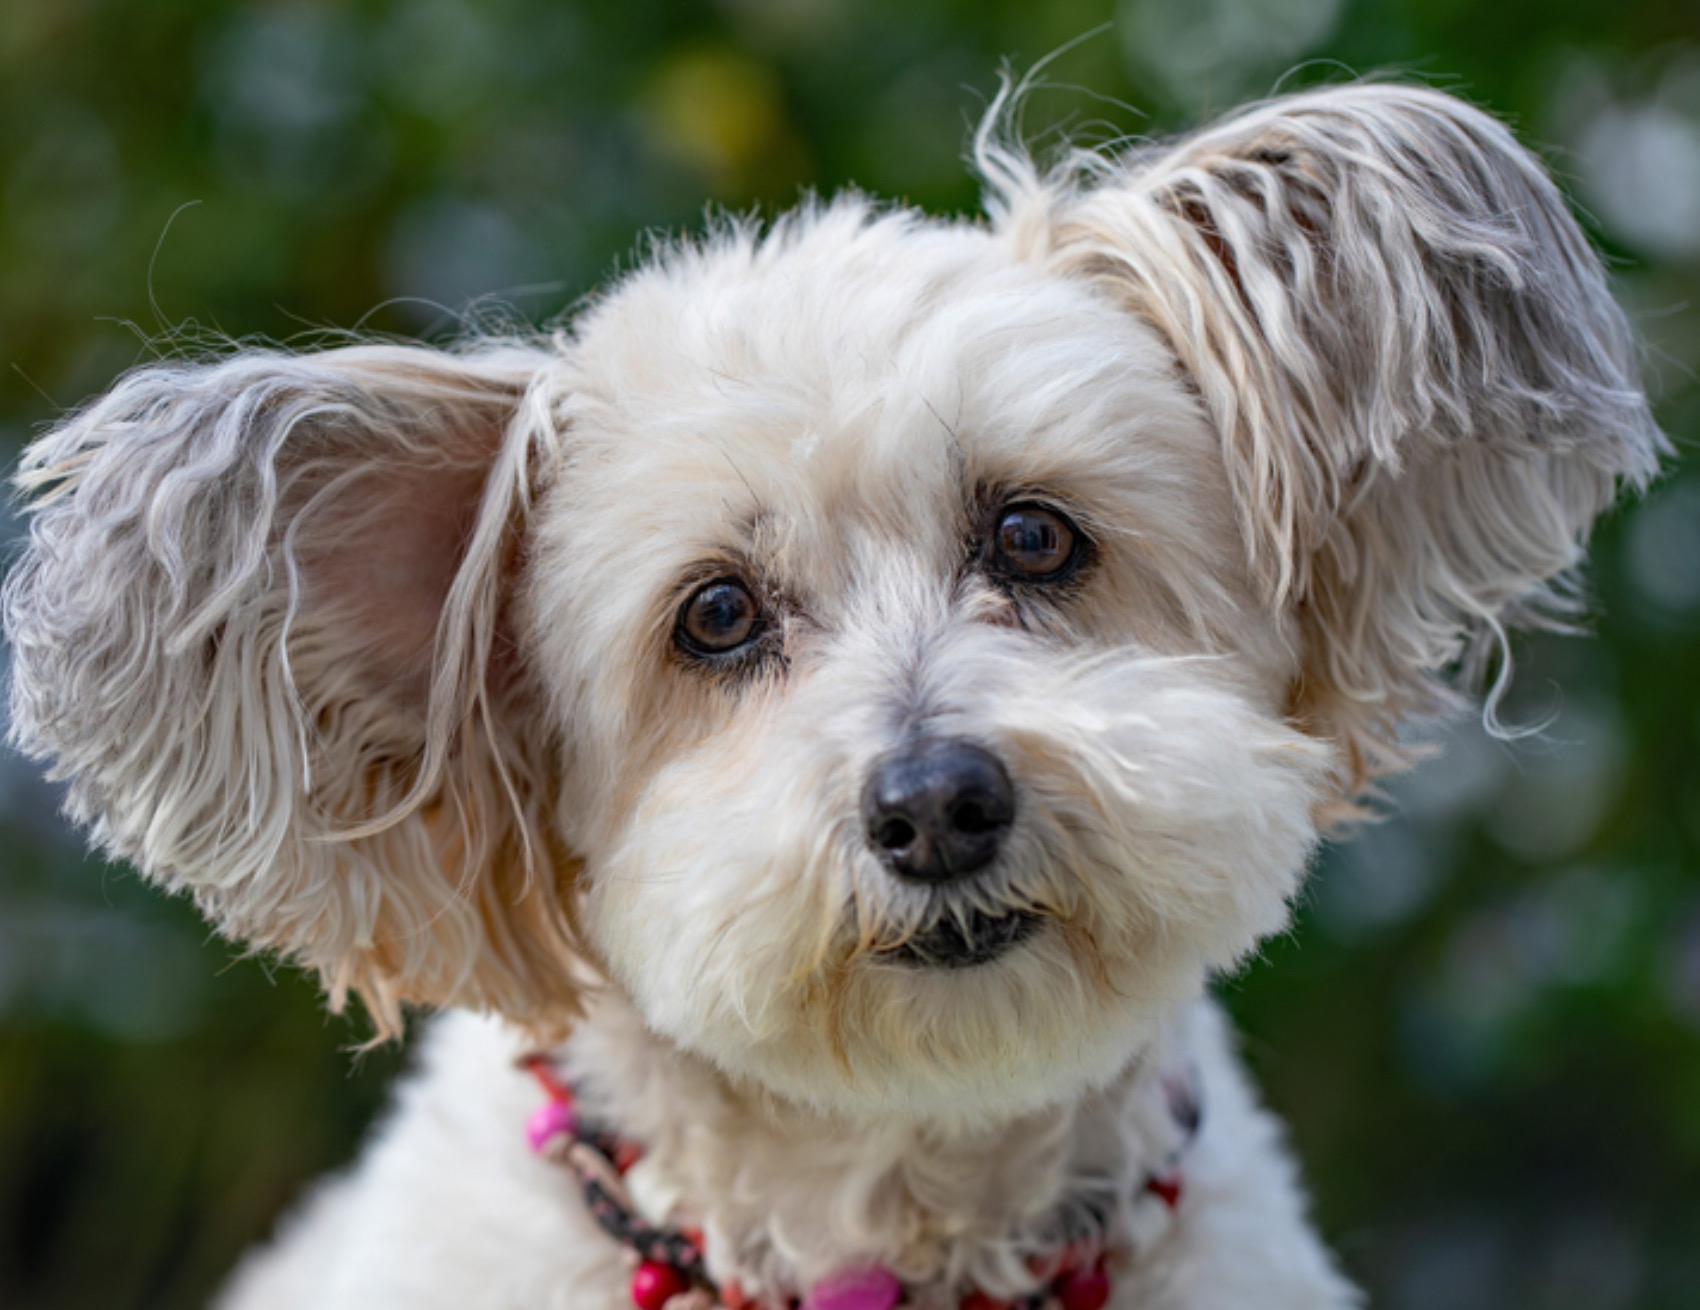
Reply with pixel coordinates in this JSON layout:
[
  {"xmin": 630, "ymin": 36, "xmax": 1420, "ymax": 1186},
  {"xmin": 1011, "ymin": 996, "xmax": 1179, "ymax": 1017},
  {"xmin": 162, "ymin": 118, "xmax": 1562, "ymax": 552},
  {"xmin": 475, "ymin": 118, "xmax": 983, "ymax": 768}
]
[{"xmin": 2, "ymin": 2, "xmax": 1697, "ymax": 1307}]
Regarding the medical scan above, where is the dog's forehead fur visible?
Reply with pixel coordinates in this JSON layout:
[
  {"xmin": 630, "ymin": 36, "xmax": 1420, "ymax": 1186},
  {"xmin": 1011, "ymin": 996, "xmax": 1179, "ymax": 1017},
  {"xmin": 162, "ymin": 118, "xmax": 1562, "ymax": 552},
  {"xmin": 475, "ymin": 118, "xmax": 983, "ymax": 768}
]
[{"xmin": 525, "ymin": 202, "xmax": 1267, "ymax": 737}]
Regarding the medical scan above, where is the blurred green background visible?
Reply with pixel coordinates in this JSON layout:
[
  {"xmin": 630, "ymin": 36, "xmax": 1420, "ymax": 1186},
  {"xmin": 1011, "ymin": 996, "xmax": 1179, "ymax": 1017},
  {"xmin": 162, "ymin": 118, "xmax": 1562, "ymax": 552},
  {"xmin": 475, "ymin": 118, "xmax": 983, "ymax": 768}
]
[{"xmin": 2, "ymin": 0, "xmax": 1698, "ymax": 1307}]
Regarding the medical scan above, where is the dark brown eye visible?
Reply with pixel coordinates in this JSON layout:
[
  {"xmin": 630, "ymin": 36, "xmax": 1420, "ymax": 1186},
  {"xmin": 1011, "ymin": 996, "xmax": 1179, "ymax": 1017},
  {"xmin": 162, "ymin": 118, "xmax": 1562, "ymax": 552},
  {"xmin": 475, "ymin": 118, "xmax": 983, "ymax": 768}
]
[
  {"xmin": 994, "ymin": 504, "xmax": 1080, "ymax": 580},
  {"xmin": 677, "ymin": 578, "xmax": 762, "ymax": 655}
]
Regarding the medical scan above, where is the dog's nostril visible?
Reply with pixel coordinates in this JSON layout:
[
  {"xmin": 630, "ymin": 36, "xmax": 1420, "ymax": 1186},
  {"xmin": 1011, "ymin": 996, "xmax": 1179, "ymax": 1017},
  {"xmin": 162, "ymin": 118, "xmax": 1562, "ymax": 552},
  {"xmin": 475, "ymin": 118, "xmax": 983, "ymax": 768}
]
[
  {"xmin": 872, "ymin": 815, "xmax": 918, "ymax": 852},
  {"xmin": 949, "ymin": 797, "xmax": 996, "ymax": 836},
  {"xmin": 862, "ymin": 738, "xmax": 1015, "ymax": 883}
]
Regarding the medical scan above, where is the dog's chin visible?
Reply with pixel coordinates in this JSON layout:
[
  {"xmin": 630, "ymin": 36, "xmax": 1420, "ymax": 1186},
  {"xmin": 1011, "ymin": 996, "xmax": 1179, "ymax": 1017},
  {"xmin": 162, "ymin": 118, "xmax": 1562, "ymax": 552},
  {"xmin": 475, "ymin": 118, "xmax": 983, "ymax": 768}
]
[
  {"xmin": 875, "ymin": 907, "xmax": 1042, "ymax": 969},
  {"xmin": 613, "ymin": 895, "xmax": 1186, "ymax": 1125}
]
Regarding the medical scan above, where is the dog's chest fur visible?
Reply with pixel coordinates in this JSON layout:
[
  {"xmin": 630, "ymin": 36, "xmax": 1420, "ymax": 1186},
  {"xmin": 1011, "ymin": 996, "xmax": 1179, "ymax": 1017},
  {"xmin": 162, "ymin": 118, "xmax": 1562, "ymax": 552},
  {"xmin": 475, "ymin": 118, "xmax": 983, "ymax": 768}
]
[
  {"xmin": 561, "ymin": 995, "xmax": 1185, "ymax": 1301},
  {"xmin": 215, "ymin": 998, "xmax": 1355, "ymax": 1310}
]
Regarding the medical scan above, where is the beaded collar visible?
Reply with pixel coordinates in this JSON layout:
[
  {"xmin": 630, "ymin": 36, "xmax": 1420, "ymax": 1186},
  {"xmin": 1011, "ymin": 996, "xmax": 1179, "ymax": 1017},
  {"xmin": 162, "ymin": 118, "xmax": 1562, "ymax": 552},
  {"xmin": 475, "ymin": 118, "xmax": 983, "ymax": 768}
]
[{"xmin": 522, "ymin": 1055, "xmax": 1199, "ymax": 1310}]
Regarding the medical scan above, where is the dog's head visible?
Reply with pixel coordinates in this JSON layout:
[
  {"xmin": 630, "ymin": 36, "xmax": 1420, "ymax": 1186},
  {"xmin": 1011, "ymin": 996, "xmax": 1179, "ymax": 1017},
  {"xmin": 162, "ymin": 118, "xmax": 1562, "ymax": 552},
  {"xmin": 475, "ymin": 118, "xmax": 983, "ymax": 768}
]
[{"xmin": 4, "ymin": 85, "xmax": 1662, "ymax": 1122}]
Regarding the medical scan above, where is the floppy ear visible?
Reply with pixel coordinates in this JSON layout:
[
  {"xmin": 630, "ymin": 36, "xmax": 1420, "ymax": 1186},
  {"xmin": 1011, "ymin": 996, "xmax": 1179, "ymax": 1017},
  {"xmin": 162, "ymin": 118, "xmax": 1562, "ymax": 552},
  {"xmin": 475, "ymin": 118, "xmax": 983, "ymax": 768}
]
[
  {"xmin": 992, "ymin": 84, "xmax": 1666, "ymax": 797},
  {"xmin": 4, "ymin": 341, "xmax": 581, "ymax": 1037}
]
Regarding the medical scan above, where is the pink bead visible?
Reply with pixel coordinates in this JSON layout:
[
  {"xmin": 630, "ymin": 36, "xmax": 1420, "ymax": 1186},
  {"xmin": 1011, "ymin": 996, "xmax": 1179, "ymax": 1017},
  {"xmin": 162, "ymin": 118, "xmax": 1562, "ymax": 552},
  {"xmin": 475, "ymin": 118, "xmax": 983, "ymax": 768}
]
[
  {"xmin": 805, "ymin": 1266, "xmax": 903, "ymax": 1310},
  {"xmin": 525, "ymin": 1099, "xmax": 577, "ymax": 1154}
]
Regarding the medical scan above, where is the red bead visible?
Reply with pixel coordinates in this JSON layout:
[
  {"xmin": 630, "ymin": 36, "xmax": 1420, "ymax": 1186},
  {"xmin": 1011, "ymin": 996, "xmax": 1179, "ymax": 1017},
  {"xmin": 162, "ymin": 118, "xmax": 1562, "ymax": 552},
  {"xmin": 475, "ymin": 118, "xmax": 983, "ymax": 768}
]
[
  {"xmin": 632, "ymin": 1261, "xmax": 691, "ymax": 1310},
  {"xmin": 614, "ymin": 1139, "xmax": 646, "ymax": 1174},
  {"xmin": 721, "ymin": 1280, "xmax": 752, "ymax": 1310},
  {"xmin": 960, "ymin": 1291, "xmax": 1013, "ymax": 1310},
  {"xmin": 1056, "ymin": 1265, "xmax": 1111, "ymax": 1310},
  {"xmin": 523, "ymin": 1055, "xmax": 576, "ymax": 1105},
  {"xmin": 1146, "ymin": 1171, "xmax": 1184, "ymax": 1210}
]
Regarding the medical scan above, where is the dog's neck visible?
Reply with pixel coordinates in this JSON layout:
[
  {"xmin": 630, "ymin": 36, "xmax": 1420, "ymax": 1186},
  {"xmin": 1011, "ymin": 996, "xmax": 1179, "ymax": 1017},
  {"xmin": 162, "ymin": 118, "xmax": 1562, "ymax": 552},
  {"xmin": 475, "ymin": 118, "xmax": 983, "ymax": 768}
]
[{"xmin": 551, "ymin": 994, "xmax": 1196, "ymax": 1304}]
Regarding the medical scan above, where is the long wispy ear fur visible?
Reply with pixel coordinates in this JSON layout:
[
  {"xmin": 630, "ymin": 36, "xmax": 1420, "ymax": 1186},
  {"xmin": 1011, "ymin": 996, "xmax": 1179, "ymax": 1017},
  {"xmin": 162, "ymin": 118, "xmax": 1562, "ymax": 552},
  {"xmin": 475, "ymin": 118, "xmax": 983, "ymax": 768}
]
[
  {"xmin": 4, "ymin": 342, "xmax": 581, "ymax": 1038},
  {"xmin": 984, "ymin": 83, "xmax": 1666, "ymax": 801}
]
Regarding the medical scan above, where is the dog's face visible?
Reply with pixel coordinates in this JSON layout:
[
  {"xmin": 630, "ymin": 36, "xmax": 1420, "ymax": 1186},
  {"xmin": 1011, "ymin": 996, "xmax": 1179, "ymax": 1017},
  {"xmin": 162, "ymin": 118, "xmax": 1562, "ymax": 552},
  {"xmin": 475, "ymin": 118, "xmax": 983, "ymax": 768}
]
[
  {"xmin": 536, "ymin": 213, "xmax": 1323, "ymax": 1116},
  {"xmin": 4, "ymin": 85, "xmax": 1661, "ymax": 1124}
]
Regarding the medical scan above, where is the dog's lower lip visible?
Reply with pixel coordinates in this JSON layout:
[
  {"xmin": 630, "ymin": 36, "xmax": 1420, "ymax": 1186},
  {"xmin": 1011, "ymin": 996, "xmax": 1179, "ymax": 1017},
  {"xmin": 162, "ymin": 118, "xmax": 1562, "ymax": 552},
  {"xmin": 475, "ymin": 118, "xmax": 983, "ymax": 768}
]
[{"xmin": 879, "ymin": 908, "xmax": 1042, "ymax": 969}]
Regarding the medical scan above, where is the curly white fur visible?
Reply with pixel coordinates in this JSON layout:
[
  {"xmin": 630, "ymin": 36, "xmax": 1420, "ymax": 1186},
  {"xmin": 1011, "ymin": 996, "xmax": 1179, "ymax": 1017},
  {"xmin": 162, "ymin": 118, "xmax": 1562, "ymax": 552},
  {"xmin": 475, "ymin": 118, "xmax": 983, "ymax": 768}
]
[{"xmin": 3, "ymin": 83, "xmax": 1662, "ymax": 1308}]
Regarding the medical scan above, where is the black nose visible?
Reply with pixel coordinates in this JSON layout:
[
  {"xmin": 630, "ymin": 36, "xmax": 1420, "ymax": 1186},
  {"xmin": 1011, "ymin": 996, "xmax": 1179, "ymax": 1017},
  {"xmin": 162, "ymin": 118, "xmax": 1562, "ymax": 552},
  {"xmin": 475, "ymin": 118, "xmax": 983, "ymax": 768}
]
[{"xmin": 863, "ymin": 738, "xmax": 1015, "ymax": 883}]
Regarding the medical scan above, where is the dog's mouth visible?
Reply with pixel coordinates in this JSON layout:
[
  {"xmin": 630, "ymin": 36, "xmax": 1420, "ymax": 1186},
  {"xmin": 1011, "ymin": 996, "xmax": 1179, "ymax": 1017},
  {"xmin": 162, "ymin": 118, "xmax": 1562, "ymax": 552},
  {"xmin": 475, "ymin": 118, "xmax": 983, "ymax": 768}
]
[{"xmin": 876, "ymin": 907, "xmax": 1042, "ymax": 969}]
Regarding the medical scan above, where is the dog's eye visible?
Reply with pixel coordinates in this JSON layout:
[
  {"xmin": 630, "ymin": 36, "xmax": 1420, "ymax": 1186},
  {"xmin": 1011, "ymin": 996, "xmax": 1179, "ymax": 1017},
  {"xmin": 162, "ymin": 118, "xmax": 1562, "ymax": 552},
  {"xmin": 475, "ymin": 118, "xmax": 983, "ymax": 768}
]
[
  {"xmin": 994, "ymin": 504, "xmax": 1081, "ymax": 580},
  {"xmin": 677, "ymin": 579, "xmax": 762, "ymax": 655}
]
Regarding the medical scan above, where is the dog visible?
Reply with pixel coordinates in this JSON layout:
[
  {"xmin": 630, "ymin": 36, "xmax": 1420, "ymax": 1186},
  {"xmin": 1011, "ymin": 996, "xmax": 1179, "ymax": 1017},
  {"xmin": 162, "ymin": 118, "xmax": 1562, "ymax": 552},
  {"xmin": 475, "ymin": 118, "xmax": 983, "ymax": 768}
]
[{"xmin": 3, "ymin": 81, "xmax": 1665, "ymax": 1309}]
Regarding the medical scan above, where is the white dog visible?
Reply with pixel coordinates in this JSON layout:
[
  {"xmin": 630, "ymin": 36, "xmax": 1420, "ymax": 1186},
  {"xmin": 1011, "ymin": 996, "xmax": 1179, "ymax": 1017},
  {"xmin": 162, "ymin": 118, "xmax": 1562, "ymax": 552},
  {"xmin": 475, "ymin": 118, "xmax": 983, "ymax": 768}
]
[{"xmin": 4, "ymin": 82, "xmax": 1664, "ymax": 1310}]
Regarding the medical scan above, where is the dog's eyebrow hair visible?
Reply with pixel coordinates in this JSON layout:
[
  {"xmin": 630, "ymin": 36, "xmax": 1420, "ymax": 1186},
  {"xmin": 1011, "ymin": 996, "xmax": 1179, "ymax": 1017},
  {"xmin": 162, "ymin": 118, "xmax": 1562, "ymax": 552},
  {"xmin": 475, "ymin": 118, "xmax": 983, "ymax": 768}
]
[
  {"xmin": 922, "ymin": 395, "xmax": 965, "ymax": 457},
  {"xmin": 705, "ymin": 366, "xmax": 754, "ymax": 398},
  {"xmin": 712, "ymin": 442, "xmax": 760, "ymax": 506}
]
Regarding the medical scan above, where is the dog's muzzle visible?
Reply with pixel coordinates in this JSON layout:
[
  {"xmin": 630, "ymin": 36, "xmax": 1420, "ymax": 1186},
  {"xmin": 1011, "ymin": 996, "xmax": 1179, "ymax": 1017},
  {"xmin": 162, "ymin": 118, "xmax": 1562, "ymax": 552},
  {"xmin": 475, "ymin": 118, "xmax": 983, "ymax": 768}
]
[{"xmin": 863, "ymin": 737, "xmax": 1037, "ymax": 968}]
